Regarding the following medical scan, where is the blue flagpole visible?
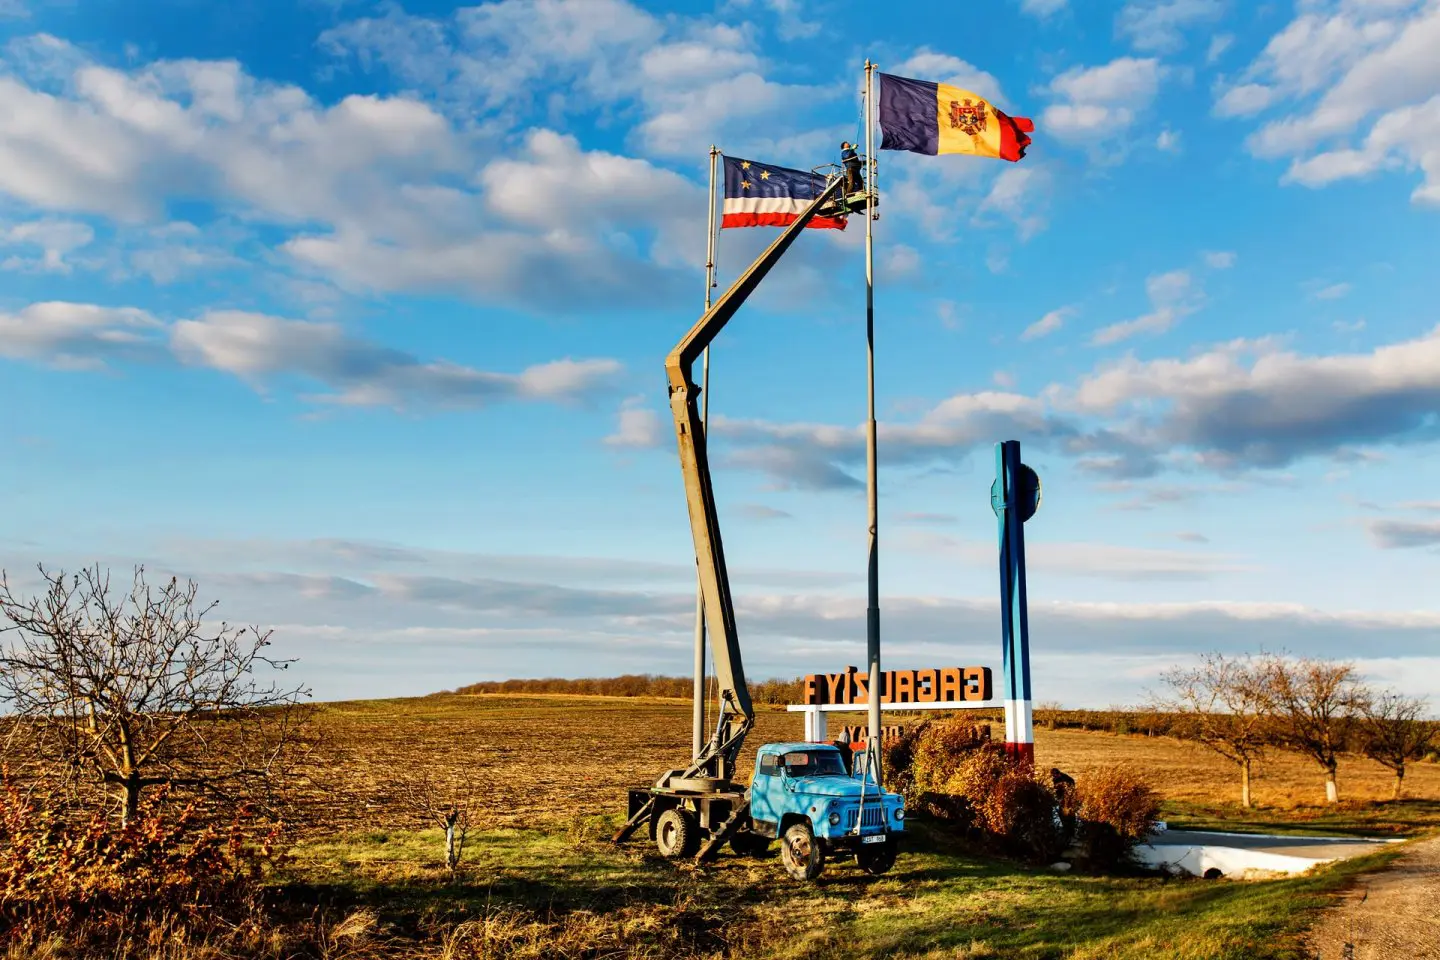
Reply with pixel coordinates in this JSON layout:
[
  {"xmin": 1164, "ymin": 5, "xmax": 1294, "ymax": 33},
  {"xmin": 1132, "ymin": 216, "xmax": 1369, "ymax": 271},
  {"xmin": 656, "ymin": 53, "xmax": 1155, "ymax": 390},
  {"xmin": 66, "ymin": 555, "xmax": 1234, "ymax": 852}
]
[{"xmin": 994, "ymin": 440, "xmax": 1035, "ymax": 764}]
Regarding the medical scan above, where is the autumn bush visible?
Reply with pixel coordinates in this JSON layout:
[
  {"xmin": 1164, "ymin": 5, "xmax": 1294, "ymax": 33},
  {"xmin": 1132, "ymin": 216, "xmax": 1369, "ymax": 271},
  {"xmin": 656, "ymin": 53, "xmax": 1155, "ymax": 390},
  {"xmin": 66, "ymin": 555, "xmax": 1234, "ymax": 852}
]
[
  {"xmin": 1071, "ymin": 766, "xmax": 1161, "ymax": 869},
  {"xmin": 885, "ymin": 718, "xmax": 1066, "ymax": 863},
  {"xmin": 0, "ymin": 774, "xmax": 281, "ymax": 954}
]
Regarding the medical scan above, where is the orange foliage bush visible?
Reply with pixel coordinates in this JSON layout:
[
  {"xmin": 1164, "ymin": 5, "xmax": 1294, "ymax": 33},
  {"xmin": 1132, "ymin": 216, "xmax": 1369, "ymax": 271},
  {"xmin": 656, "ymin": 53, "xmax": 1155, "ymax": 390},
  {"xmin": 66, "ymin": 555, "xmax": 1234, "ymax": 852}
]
[
  {"xmin": 887, "ymin": 718, "xmax": 1065, "ymax": 863},
  {"xmin": 0, "ymin": 775, "xmax": 281, "ymax": 945},
  {"xmin": 1072, "ymin": 765, "xmax": 1161, "ymax": 868}
]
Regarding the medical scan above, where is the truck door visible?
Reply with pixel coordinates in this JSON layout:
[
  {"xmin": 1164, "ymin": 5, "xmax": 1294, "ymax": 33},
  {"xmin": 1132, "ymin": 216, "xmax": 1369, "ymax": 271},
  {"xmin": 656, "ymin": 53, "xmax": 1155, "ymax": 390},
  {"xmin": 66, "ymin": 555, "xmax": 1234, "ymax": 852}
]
[{"xmin": 749, "ymin": 751, "xmax": 783, "ymax": 833}]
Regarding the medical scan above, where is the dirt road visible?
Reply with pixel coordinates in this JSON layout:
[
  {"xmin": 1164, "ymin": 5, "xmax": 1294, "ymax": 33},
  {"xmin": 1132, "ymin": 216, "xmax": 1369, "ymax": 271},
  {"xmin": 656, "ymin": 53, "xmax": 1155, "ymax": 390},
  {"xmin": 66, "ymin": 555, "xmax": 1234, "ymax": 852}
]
[{"xmin": 1306, "ymin": 833, "xmax": 1440, "ymax": 959}]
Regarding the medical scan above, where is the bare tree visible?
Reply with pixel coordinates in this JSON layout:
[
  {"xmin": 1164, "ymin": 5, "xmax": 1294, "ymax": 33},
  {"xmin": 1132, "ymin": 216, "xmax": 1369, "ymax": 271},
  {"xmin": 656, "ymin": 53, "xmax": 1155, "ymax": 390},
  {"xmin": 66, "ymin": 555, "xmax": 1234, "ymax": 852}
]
[
  {"xmin": 398, "ymin": 766, "xmax": 482, "ymax": 875},
  {"xmin": 1356, "ymin": 691, "xmax": 1436, "ymax": 800},
  {"xmin": 1260, "ymin": 654, "xmax": 1365, "ymax": 804},
  {"xmin": 0, "ymin": 564, "xmax": 311, "ymax": 824},
  {"xmin": 1154, "ymin": 653, "xmax": 1272, "ymax": 808}
]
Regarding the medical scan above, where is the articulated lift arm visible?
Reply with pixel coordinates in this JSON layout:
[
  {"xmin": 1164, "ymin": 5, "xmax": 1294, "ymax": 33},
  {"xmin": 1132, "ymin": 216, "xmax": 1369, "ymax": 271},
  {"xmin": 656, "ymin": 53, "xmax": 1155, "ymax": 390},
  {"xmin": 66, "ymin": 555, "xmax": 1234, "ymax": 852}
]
[{"xmin": 667, "ymin": 172, "xmax": 848, "ymax": 783}]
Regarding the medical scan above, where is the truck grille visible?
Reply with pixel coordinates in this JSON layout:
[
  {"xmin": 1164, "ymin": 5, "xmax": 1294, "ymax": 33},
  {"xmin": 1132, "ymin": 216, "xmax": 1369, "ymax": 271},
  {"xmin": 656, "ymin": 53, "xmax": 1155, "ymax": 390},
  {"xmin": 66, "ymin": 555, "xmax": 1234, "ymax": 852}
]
[{"xmin": 845, "ymin": 806, "xmax": 887, "ymax": 830}]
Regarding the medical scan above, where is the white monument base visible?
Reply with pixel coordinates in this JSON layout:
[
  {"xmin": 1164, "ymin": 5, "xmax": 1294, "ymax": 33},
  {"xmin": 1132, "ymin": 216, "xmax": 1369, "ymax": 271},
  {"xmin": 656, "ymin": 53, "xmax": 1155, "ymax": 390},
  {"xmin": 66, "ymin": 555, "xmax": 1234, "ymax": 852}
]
[{"xmin": 787, "ymin": 701, "xmax": 997, "ymax": 743}]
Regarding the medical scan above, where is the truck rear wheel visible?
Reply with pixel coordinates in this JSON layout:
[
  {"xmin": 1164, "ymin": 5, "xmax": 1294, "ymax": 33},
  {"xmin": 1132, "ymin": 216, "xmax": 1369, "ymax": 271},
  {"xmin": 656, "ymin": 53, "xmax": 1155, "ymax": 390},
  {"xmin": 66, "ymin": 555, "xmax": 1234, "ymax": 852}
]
[
  {"xmin": 655, "ymin": 808, "xmax": 699, "ymax": 859},
  {"xmin": 780, "ymin": 821, "xmax": 824, "ymax": 881}
]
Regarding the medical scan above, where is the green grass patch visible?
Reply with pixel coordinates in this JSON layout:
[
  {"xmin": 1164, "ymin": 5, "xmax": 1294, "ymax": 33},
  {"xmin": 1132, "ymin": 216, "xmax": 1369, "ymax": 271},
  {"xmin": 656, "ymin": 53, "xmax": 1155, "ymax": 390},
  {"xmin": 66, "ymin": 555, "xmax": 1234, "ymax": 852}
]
[{"xmin": 273, "ymin": 815, "xmax": 1400, "ymax": 959}]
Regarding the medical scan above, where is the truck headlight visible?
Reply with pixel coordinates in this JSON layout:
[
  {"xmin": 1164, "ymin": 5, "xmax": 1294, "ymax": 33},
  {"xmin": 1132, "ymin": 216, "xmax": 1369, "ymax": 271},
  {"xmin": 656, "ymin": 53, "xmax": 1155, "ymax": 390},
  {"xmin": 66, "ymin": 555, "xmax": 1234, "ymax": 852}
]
[
  {"xmin": 894, "ymin": 808, "xmax": 905, "ymax": 821},
  {"xmin": 828, "ymin": 811, "xmax": 841, "ymax": 826}
]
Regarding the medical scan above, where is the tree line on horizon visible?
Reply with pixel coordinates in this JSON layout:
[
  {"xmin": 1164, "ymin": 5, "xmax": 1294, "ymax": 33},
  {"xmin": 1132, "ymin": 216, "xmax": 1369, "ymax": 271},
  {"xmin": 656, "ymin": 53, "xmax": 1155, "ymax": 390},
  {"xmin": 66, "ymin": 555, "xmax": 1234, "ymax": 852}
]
[{"xmin": 444, "ymin": 673, "xmax": 807, "ymax": 704}]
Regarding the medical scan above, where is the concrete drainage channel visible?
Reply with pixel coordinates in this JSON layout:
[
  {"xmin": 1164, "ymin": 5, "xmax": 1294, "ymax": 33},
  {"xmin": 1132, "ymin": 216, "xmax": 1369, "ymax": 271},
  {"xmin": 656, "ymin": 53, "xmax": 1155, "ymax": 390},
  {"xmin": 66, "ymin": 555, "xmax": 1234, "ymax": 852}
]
[{"xmin": 1133, "ymin": 823, "xmax": 1404, "ymax": 880}]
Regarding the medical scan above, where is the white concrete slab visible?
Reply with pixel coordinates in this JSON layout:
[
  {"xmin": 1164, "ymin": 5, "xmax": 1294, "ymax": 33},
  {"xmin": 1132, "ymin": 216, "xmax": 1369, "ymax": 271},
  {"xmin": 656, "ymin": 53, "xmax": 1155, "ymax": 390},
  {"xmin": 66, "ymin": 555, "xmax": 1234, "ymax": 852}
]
[{"xmin": 1134, "ymin": 829, "xmax": 1402, "ymax": 880}]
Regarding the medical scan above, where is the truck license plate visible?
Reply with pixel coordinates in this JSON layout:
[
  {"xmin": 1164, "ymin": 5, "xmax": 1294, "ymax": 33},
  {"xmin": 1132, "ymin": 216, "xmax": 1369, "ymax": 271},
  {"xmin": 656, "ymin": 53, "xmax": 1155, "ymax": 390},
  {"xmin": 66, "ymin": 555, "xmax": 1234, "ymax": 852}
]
[{"xmin": 862, "ymin": 834, "xmax": 886, "ymax": 844}]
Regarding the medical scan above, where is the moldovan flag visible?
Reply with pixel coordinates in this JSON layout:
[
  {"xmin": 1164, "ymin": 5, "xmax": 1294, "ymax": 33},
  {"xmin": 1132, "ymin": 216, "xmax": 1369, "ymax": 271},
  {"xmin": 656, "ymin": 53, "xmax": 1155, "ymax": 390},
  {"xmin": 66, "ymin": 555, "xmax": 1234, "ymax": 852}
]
[
  {"xmin": 878, "ymin": 72, "xmax": 1033, "ymax": 162},
  {"xmin": 721, "ymin": 155, "xmax": 846, "ymax": 230}
]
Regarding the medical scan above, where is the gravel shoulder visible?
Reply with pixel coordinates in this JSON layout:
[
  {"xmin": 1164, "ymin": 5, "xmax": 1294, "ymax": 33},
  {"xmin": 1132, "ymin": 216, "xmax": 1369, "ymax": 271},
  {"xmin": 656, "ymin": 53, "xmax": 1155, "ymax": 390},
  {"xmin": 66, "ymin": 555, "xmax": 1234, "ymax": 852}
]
[{"xmin": 1306, "ymin": 833, "xmax": 1440, "ymax": 959}]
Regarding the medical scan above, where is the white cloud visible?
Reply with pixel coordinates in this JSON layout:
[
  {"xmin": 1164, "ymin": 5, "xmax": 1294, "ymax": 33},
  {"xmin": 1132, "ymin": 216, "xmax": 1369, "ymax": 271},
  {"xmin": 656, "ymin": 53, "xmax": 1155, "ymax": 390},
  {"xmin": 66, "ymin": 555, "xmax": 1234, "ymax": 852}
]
[
  {"xmin": 1091, "ymin": 269, "xmax": 1201, "ymax": 345},
  {"xmin": 976, "ymin": 165, "xmax": 1049, "ymax": 239},
  {"xmin": 0, "ymin": 39, "xmax": 715, "ymax": 312},
  {"xmin": 1042, "ymin": 57, "xmax": 1166, "ymax": 145},
  {"xmin": 0, "ymin": 301, "xmax": 165, "ymax": 369},
  {"xmin": 322, "ymin": 3, "xmax": 835, "ymax": 165},
  {"xmin": 1, "ymin": 217, "xmax": 93, "ymax": 271},
  {"xmin": 737, "ymin": 503, "xmax": 793, "ymax": 520},
  {"xmin": 1220, "ymin": 2, "xmax": 1440, "ymax": 203},
  {"xmin": 605, "ymin": 396, "xmax": 665, "ymax": 449},
  {"xmin": 1313, "ymin": 281, "xmax": 1353, "ymax": 300},
  {"xmin": 1022, "ymin": 306, "xmax": 1073, "ymax": 341},
  {"xmin": 1206, "ymin": 33, "xmax": 1234, "ymax": 64},
  {"xmin": 1117, "ymin": 0, "xmax": 1226, "ymax": 53},
  {"xmin": 1368, "ymin": 518, "xmax": 1440, "ymax": 548},
  {"xmin": 0, "ymin": 0, "xmax": 28, "ymax": 18},
  {"xmin": 13, "ymin": 538, "xmax": 1440, "ymax": 703},
  {"xmin": 0, "ymin": 299, "xmax": 622, "ymax": 410},
  {"xmin": 1156, "ymin": 128, "xmax": 1182, "ymax": 152},
  {"xmin": 882, "ymin": 243, "xmax": 921, "ymax": 278},
  {"xmin": 889, "ymin": 50, "xmax": 1004, "ymax": 102},
  {"xmin": 688, "ymin": 319, "xmax": 1440, "ymax": 488},
  {"xmin": 1020, "ymin": 0, "xmax": 1067, "ymax": 17},
  {"xmin": 903, "ymin": 530, "xmax": 1256, "ymax": 579},
  {"xmin": 1059, "ymin": 323, "xmax": 1440, "ymax": 470},
  {"xmin": 319, "ymin": 0, "xmax": 663, "ymax": 120},
  {"xmin": 1215, "ymin": 83, "xmax": 1278, "ymax": 118},
  {"xmin": 170, "ymin": 310, "xmax": 622, "ymax": 409},
  {"xmin": 282, "ymin": 128, "xmax": 701, "ymax": 309},
  {"xmin": 761, "ymin": 0, "xmax": 820, "ymax": 40},
  {"xmin": 1203, "ymin": 250, "xmax": 1237, "ymax": 269}
]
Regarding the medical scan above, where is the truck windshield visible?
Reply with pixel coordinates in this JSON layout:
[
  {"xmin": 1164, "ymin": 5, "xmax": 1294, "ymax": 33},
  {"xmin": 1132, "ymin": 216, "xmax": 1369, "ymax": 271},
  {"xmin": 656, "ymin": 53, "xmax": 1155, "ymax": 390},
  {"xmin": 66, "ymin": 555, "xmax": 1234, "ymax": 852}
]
[{"xmin": 781, "ymin": 751, "xmax": 848, "ymax": 777}]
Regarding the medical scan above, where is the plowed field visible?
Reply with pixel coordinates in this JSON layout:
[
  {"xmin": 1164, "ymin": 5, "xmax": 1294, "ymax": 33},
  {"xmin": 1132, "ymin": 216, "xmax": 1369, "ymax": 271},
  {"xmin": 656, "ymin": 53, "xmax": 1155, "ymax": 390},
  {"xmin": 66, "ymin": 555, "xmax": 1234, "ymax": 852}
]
[{"xmin": 295, "ymin": 694, "xmax": 1440, "ymax": 837}]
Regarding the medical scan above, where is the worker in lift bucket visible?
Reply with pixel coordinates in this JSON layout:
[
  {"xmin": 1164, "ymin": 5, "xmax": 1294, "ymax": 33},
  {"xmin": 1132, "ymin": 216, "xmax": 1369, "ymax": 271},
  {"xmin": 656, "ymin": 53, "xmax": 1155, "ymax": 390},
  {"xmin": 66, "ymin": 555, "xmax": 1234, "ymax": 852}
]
[{"xmin": 841, "ymin": 141, "xmax": 863, "ymax": 195}]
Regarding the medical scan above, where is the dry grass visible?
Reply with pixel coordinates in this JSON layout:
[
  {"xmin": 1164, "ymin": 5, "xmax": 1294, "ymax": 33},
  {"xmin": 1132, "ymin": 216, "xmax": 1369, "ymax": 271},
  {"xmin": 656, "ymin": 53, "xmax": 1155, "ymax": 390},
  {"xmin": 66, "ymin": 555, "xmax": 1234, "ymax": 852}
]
[
  {"xmin": 12, "ymin": 693, "xmax": 1434, "ymax": 959},
  {"xmin": 289, "ymin": 695, "xmax": 1440, "ymax": 841},
  {"xmin": 1033, "ymin": 727, "xmax": 1440, "ymax": 810}
]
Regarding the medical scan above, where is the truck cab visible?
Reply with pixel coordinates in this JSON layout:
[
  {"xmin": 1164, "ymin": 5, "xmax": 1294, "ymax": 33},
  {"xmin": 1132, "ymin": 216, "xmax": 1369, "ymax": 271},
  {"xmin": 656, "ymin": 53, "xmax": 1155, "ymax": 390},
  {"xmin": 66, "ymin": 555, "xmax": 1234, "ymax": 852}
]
[{"xmin": 745, "ymin": 742, "xmax": 904, "ymax": 880}]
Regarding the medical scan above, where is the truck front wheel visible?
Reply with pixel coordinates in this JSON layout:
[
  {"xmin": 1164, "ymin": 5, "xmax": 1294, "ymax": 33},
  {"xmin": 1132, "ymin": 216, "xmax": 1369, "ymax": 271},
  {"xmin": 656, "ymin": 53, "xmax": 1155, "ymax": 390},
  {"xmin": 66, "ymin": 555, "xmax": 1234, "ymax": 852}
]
[
  {"xmin": 857, "ymin": 838, "xmax": 897, "ymax": 875},
  {"xmin": 655, "ymin": 808, "xmax": 699, "ymax": 859},
  {"xmin": 779, "ymin": 821, "xmax": 825, "ymax": 881}
]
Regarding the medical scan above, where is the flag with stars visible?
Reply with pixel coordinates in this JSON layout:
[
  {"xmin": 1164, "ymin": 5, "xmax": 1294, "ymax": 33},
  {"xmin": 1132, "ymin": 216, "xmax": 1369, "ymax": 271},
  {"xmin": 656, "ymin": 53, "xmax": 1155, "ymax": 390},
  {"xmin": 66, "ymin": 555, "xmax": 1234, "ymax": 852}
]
[{"xmin": 721, "ymin": 155, "xmax": 846, "ymax": 230}]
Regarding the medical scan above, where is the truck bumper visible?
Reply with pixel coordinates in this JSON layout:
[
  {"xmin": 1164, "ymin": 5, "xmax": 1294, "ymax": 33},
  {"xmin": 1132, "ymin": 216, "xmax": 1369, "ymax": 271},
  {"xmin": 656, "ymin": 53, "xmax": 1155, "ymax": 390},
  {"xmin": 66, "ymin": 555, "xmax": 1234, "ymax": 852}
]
[{"xmin": 822, "ymin": 830, "xmax": 901, "ymax": 854}]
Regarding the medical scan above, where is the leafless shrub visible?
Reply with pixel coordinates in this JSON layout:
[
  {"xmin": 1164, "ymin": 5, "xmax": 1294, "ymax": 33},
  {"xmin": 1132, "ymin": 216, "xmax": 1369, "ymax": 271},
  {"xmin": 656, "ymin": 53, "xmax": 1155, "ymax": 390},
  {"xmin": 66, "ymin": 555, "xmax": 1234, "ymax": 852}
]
[
  {"xmin": 0, "ymin": 564, "xmax": 312, "ymax": 825},
  {"xmin": 397, "ymin": 766, "xmax": 484, "ymax": 874}
]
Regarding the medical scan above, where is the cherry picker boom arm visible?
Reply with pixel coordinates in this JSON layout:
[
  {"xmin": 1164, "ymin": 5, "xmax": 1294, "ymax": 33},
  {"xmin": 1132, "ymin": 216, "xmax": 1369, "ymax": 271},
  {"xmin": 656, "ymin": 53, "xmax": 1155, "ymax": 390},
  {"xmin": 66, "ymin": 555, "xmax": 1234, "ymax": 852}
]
[{"xmin": 666, "ymin": 172, "xmax": 848, "ymax": 781}]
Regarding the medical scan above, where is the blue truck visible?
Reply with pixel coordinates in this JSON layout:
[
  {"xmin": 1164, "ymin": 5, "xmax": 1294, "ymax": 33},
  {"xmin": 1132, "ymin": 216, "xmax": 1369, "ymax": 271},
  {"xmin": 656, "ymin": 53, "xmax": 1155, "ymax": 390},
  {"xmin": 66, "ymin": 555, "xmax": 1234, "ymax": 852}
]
[
  {"xmin": 622, "ymin": 741, "xmax": 905, "ymax": 880},
  {"xmin": 612, "ymin": 171, "xmax": 907, "ymax": 880}
]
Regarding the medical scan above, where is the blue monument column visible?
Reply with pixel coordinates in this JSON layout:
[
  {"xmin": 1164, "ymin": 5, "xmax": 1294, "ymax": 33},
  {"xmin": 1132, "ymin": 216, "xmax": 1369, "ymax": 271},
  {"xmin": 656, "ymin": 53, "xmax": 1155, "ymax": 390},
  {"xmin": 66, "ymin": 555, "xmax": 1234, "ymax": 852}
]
[{"xmin": 991, "ymin": 440, "xmax": 1039, "ymax": 764}]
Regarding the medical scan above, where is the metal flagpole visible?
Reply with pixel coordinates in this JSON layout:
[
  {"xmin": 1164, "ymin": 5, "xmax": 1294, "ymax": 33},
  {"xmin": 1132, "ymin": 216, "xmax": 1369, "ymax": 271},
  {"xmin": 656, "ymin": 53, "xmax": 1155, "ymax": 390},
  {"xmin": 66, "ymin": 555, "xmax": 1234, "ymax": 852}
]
[
  {"xmin": 863, "ymin": 61, "xmax": 882, "ymax": 781},
  {"xmin": 693, "ymin": 145, "xmax": 720, "ymax": 761}
]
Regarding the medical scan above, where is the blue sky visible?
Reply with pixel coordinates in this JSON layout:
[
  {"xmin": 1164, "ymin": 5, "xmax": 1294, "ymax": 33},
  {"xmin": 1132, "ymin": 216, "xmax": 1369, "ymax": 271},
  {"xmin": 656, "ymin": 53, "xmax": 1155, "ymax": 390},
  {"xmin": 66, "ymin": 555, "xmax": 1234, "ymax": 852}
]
[{"xmin": 2, "ymin": 0, "xmax": 1438, "ymax": 708}]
